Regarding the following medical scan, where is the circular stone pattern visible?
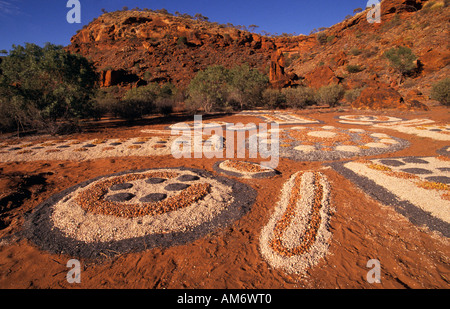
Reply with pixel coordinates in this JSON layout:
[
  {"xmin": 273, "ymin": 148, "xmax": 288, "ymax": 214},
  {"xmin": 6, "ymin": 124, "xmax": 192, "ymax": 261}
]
[
  {"xmin": 273, "ymin": 127, "xmax": 408, "ymax": 161},
  {"xmin": 337, "ymin": 115, "xmax": 403, "ymax": 125},
  {"xmin": 23, "ymin": 168, "xmax": 257, "ymax": 259}
]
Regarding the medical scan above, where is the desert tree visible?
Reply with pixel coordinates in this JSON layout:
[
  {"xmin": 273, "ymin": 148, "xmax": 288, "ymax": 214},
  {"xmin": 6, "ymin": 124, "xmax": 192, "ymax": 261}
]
[
  {"xmin": 187, "ymin": 65, "xmax": 230, "ymax": 113},
  {"xmin": 0, "ymin": 43, "xmax": 98, "ymax": 133},
  {"xmin": 228, "ymin": 64, "xmax": 269, "ymax": 110},
  {"xmin": 384, "ymin": 46, "xmax": 417, "ymax": 84}
]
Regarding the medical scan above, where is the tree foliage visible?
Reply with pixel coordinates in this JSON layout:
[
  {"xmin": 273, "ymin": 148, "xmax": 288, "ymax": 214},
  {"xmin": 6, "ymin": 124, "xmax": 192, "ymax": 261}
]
[
  {"xmin": 383, "ymin": 46, "xmax": 417, "ymax": 75},
  {"xmin": 186, "ymin": 65, "xmax": 268, "ymax": 113},
  {"xmin": 0, "ymin": 43, "xmax": 98, "ymax": 133},
  {"xmin": 186, "ymin": 65, "xmax": 230, "ymax": 113},
  {"xmin": 316, "ymin": 84, "xmax": 345, "ymax": 107}
]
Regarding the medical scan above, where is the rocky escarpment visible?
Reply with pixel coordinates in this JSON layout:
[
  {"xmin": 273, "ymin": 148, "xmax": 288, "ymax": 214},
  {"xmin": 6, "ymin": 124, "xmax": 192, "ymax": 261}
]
[
  {"xmin": 66, "ymin": 0, "xmax": 449, "ymax": 110},
  {"xmin": 67, "ymin": 10, "xmax": 311, "ymax": 89},
  {"xmin": 285, "ymin": 0, "xmax": 449, "ymax": 109}
]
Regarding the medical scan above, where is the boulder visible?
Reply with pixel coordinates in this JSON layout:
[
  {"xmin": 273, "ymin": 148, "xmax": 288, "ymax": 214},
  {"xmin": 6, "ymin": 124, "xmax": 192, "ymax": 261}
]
[{"xmin": 352, "ymin": 86, "xmax": 429, "ymax": 110}]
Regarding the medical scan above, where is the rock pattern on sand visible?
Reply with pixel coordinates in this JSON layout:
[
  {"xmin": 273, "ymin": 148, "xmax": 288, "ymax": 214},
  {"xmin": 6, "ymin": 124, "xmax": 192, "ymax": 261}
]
[
  {"xmin": 213, "ymin": 160, "xmax": 280, "ymax": 179},
  {"xmin": 336, "ymin": 115, "xmax": 404, "ymax": 125},
  {"xmin": 259, "ymin": 171, "xmax": 333, "ymax": 274},
  {"xmin": 0, "ymin": 137, "xmax": 175, "ymax": 162},
  {"xmin": 259, "ymin": 126, "xmax": 408, "ymax": 161},
  {"xmin": 237, "ymin": 110, "xmax": 320, "ymax": 125},
  {"xmin": 374, "ymin": 119, "xmax": 450, "ymax": 141},
  {"xmin": 23, "ymin": 168, "xmax": 257, "ymax": 259},
  {"xmin": 437, "ymin": 146, "xmax": 450, "ymax": 158},
  {"xmin": 330, "ymin": 157, "xmax": 450, "ymax": 237}
]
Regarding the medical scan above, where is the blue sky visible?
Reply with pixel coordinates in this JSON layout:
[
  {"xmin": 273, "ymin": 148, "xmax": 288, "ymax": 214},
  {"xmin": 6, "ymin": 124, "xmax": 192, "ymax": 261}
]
[{"xmin": 0, "ymin": 0, "xmax": 369, "ymax": 50}]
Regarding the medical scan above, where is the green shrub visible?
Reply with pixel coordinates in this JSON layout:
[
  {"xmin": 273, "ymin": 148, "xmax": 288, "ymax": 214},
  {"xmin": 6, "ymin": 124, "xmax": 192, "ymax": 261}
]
[
  {"xmin": 316, "ymin": 33, "xmax": 328, "ymax": 45},
  {"xmin": 344, "ymin": 88, "xmax": 363, "ymax": 103},
  {"xmin": 0, "ymin": 43, "xmax": 98, "ymax": 134},
  {"xmin": 118, "ymin": 84, "xmax": 159, "ymax": 120},
  {"xmin": 228, "ymin": 64, "xmax": 268, "ymax": 110},
  {"xmin": 431, "ymin": 78, "xmax": 450, "ymax": 106},
  {"xmin": 177, "ymin": 36, "xmax": 188, "ymax": 46},
  {"xmin": 316, "ymin": 84, "xmax": 345, "ymax": 107},
  {"xmin": 349, "ymin": 48, "xmax": 362, "ymax": 56},
  {"xmin": 383, "ymin": 46, "xmax": 417, "ymax": 75},
  {"xmin": 186, "ymin": 65, "xmax": 230, "ymax": 113},
  {"xmin": 92, "ymin": 86, "xmax": 122, "ymax": 120},
  {"xmin": 282, "ymin": 87, "xmax": 316, "ymax": 109},
  {"xmin": 262, "ymin": 88, "xmax": 286, "ymax": 108},
  {"xmin": 327, "ymin": 35, "xmax": 335, "ymax": 43},
  {"xmin": 346, "ymin": 64, "xmax": 364, "ymax": 73},
  {"xmin": 186, "ymin": 64, "xmax": 268, "ymax": 112}
]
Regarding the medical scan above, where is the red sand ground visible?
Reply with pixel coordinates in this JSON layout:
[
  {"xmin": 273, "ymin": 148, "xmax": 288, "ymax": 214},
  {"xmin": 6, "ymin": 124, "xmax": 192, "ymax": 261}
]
[{"xmin": 0, "ymin": 105, "xmax": 448, "ymax": 289}]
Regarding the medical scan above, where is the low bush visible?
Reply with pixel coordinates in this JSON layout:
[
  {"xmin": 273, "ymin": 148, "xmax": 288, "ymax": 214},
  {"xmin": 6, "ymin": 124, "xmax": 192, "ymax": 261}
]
[
  {"xmin": 262, "ymin": 88, "xmax": 286, "ymax": 109},
  {"xmin": 349, "ymin": 48, "xmax": 362, "ymax": 56},
  {"xmin": 282, "ymin": 87, "xmax": 316, "ymax": 109},
  {"xmin": 346, "ymin": 64, "xmax": 364, "ymax": 73},
  {"xmin": 316, "ymin": 84, "xmax": 345, "ymax": 107},
  {"xmin": 431, "ymin": 78, "xmax": 450, "ymax": 106},
  {"xmin": 344, "ymin": 88, "xmax": 363, "ymax": 103},
  {"xmin": 186, "ymin": 64, "xmax": 268, "ymax": 113}
]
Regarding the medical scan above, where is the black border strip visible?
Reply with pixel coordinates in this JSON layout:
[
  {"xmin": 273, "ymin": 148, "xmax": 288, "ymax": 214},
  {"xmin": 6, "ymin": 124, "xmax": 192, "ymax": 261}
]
[
  {"xmin": 329, "ymin": 158, "xmax": 450, "ymax": 238},
  {"xmin": 436, "ymin": 146, "xmax": 450, "ymax": 158}
]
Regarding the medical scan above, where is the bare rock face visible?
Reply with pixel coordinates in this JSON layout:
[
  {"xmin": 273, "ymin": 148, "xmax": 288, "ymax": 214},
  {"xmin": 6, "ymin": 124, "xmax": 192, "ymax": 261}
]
[
  {"xmin": 304, "ymin": 66, "xmax": 340, "ymax": 89},
  {"xmin": 269, "ymin": 50, "xmax": 291, "ymax": 88},
  {"xmin": 65, "ymin": 0, "xmax": 448, "ymax": 112},
  {"xmin": 66, "ymin": 10, "xmax": 302, "ymax": 88}
]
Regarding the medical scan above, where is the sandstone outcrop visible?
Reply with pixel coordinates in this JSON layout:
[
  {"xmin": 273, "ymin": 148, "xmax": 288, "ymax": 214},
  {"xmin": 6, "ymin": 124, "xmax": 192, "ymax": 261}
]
[{"xmin": 352, "ymin": 86, "xmax": 429, "ymax": 110}]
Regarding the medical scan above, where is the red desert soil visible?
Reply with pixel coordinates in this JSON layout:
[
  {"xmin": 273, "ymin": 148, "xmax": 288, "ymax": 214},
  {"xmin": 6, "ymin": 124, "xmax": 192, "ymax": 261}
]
[{"xmin": 0, "ymin": 106, "xmax": 449, "ymax": 289}]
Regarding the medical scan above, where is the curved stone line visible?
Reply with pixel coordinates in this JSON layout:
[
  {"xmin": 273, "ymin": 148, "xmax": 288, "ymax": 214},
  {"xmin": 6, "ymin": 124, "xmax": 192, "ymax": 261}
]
[
  {"xmin": 22, "ymin": 167, "xmax": 257, "ymax": 260},
  {"xmin": 335, "ymin": 115, "xmax": 405, "ymax": 125},
  {"xmin": 259, "ymin": 171, "xmax": 333, "ymax": 274},
  {"xmin": 270, "ymin": 172, "xmax": 324, "ymax": 257}
]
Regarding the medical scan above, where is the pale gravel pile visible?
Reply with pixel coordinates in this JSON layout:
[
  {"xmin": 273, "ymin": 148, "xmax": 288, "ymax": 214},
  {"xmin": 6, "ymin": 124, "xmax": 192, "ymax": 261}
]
[
  {"xmin": 236, "ymin": 110, "xmax": 320, "ymax": 125},
  {"xmin": 259, "ymin": 171, "xmax": 333, "ymax": 274},
  {"xmin": 213, "ymin": 160, "xmax": 279, "ymax": 179},
  {"xmin": 307, "ymin": 131, "xmax": 338, "ymax": 138}
]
